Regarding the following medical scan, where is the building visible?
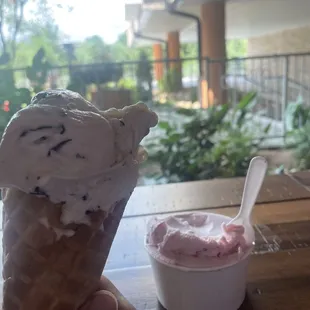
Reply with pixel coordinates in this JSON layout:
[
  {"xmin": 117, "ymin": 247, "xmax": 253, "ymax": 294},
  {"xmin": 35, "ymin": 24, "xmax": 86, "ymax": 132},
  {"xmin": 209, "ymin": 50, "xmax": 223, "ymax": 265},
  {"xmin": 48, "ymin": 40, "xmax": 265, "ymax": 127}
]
[{"xmin": 125, "ymin": 0, "xmax": 310, "ymax": 106}]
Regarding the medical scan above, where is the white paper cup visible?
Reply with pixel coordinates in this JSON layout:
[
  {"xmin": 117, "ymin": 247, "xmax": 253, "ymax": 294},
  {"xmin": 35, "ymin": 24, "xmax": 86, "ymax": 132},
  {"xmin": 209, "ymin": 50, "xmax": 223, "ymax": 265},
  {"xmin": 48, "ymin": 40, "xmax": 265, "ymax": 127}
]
[{"xmin": 145, "ymin": 213, "xmax": 253, "ymax": 310}]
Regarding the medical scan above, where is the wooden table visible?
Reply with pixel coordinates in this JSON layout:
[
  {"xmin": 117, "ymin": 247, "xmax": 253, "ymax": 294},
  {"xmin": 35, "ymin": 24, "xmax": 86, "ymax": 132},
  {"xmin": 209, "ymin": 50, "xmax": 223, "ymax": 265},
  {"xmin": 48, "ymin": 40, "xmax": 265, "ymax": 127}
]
[
  {"xmin": 102, "ymin": 173, "xmax": 310, "ymax": 310},
  {"xmin": 1, "ymin": 173, "xmax": 310, "ymax": 309}
]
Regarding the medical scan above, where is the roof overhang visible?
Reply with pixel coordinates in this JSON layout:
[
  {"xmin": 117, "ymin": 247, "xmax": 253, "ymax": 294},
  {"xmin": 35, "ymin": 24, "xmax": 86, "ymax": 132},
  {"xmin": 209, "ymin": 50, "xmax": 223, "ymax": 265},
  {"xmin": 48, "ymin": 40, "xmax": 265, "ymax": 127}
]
[{"xmin": 125, "ymin": 0, "xmax": 310, "ymax": 46}]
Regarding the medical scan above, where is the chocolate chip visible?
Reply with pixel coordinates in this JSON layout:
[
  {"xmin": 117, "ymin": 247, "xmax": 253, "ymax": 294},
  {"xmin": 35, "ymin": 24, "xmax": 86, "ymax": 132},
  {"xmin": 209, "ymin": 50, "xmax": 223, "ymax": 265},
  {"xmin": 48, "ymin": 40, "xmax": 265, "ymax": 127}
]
[
  {"xmin": 20, "ymin": 131, "xmax": 27, "ymax": 137},
  {"xmin": 37, "ymin": 125, "xmax": 54, "ymax": 131},
  {"xmin": 97, "ymin": 206, "xmax": 100, "ymax": 209},
  {"xmin": 37, "ymin": 176, "xmax": 41, "ymax": 180},
  {"xmin": 120, "ymin": 120, "xmax": 125, "ymax": 126},
  {"xmin": 20, "ymin": 124, "xmax": 65, "ymax": 138},
  {"xmin": 85, "ymin": 210, "xmax": 93, "ymax": 215},
  {"xmin": 47, "ymin": 139, "xmax": 72, "ymax": 156},
  {"xmin": 32, "ymin": 91, "xmax": 48, "ymax": 104},
  {"xmin": 82, "ymin": 194, "xmax": 88, "ymax": 201},
  {"xmin": 76, "ymin": 153, "xmax": 86, "ymax": 159},
  {"xmin": 34, "ymin": 136, "xmax": 48, "ymax": 144},
  {"xmin": 59, "ymin": 124, "xmax": 66, "ymax": 134},
  {"xmin": 29, "ymin": 186, "xmax": 49, "ymax": 198}
]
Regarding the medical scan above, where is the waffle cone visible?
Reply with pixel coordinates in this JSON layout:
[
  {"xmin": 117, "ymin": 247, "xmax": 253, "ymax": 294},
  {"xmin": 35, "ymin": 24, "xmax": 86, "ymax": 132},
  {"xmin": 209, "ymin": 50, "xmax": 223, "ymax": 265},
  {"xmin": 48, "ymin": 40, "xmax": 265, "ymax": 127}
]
[{"xmin": 2, "ymin": 188, "xmax": 130, "ymax": 310}]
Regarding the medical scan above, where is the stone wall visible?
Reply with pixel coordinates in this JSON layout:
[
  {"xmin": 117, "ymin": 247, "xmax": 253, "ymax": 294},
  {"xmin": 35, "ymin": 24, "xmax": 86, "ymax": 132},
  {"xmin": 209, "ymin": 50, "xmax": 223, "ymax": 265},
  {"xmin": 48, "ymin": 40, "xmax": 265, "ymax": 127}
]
[
  {"xmin": 248, "ymin": 25, "xmax": 310, "ymax": 56},
  {"xmin": 246, "ymin": 26, "xmax": 310, "ymax": 104}
]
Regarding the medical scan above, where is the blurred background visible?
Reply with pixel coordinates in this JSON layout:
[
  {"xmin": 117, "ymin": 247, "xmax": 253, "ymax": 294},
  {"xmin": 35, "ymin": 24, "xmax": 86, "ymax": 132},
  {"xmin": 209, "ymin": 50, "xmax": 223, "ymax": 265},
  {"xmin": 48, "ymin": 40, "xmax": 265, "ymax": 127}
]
[{"xmin": 1, "ymin": 0, "xmax": 310, "ymax": 186}]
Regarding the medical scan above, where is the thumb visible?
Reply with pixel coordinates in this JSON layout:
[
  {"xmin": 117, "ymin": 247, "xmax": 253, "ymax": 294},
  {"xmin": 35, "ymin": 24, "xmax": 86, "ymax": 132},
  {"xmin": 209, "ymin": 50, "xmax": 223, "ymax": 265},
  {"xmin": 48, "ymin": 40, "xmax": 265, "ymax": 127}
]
[{"xmin": 85, "ymin": 290, "xmax": 118, "ymax": 310}]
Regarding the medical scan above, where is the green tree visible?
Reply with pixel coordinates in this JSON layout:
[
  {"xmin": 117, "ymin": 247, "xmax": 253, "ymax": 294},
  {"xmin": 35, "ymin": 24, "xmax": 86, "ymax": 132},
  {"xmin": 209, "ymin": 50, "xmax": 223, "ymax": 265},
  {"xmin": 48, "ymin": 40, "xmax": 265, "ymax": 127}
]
[
  {"xmin": 75, "ymin": 35, "xmax": 112, "ymax": 64},
  {"xmin": 226, "ymin": 39, "xmax": 248, "ymax": 58},
  {"xmin": 14, "ymin": 23, "xmax": 67, "ymax": 67},
  {"xmin": 0, "ymin": 0, "xmax": 28, "ymax": 66},
  {"xmin": 181, "ymin": 43, "xmax": 197, "ymax": 58},
  {"xmin": 0, "ymin": 0, "xmax": 68, "ymax": 68}
]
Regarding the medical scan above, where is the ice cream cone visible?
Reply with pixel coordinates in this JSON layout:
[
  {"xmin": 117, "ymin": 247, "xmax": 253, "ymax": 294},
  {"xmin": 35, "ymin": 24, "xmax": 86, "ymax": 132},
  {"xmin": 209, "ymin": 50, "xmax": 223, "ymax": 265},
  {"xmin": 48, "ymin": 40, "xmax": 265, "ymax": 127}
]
[
  {"xmin": 2, "ymin": 187, "xmax": 130, "ymax": 310},
  {"xmin": 0, "ymin": 89, "xmax": 158, "ymax": 309}
]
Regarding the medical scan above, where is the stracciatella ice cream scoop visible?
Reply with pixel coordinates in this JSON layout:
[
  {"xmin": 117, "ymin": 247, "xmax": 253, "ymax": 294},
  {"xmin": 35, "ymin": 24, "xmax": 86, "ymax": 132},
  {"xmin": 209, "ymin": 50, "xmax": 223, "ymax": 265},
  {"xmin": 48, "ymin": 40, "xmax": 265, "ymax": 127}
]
[
  {"xmin": 0, "ymin": 89, "xmax": 158, "ymax": 310},
  {"xmin": 0, "ymin": 89, "xmax": 158, "ymax": 225}
]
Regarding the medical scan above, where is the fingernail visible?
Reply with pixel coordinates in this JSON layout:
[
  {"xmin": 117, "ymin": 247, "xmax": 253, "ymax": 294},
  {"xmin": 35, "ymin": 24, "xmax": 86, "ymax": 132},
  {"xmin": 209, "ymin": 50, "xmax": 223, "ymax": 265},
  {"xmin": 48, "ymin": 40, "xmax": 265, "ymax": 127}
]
[{"xmin": 89, "ymin": 290, "xmax": 118, "ymax": 310}]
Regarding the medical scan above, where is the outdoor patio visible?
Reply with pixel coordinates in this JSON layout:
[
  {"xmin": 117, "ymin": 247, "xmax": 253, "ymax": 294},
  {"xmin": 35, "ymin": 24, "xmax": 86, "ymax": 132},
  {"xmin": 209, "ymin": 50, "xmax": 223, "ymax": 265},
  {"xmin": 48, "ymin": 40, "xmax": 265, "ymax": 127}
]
[{"xmin": 1, "ymin": 51, "xmax": 310, "ymax": 186}]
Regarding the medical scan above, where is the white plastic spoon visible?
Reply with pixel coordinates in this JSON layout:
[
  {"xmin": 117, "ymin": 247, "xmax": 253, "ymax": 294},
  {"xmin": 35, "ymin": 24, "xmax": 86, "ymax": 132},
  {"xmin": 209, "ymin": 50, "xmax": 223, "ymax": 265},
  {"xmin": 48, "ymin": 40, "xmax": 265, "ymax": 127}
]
[{"xmin": 228, "ymin": 156, "xmax": 268, "ymax": 240}]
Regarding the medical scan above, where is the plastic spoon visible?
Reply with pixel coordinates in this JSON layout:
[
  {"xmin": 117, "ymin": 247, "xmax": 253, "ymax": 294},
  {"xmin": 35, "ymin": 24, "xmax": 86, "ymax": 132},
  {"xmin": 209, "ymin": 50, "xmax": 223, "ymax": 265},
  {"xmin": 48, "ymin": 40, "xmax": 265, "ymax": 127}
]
[{"xmin": 227, "ymin": 156, "xmax": 268, "ymax": 240}]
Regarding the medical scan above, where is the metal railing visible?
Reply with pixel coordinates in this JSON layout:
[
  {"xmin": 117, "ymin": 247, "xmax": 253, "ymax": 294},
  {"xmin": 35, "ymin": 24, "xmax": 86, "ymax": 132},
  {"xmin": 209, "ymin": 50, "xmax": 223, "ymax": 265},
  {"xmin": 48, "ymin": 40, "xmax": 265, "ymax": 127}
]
[{"xmin": 1, "ymin": 52, "xmax": 310, "ymax": 145}]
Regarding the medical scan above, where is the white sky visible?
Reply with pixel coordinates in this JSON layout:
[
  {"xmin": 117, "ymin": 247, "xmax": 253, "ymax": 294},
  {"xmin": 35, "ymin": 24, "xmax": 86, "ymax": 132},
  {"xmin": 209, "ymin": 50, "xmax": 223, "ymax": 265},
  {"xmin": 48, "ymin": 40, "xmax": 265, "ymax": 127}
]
[{"xmin": 27, "ymin": 0, "xmax": 128, "ymax": 43}]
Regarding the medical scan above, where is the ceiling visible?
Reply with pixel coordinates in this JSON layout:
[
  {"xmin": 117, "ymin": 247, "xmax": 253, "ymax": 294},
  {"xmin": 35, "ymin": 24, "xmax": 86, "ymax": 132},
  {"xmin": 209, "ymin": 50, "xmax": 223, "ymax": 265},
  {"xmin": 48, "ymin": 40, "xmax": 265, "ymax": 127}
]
[{"xmin": 125, "ymin": 0, "xmax": 310, "ymax": 45}]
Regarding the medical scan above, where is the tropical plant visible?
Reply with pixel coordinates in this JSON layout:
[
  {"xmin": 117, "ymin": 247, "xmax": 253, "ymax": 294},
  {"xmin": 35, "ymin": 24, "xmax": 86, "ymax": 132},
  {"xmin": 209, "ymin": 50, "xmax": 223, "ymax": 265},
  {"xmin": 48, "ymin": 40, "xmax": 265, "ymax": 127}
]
[
  {"xmin": 284, "ymin": 95, "xmax": 310, "ymax": 170},
  {"xmin": 288, "ymin": 123, "xmax": 310, "ymax": 170},
  {"xmin": 285, "ymin": 95, "xmax": 310, "ymax": 131},
  {"xmin": 147, "ymin": 92, "xmax": 270, "ymax": 183}
]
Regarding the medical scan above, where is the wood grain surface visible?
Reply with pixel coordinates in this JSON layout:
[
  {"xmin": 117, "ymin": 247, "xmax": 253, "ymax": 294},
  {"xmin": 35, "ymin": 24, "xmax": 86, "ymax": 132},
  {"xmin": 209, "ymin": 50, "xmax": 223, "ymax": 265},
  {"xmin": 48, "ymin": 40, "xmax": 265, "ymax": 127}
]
[
  {"xmin": 104, "ymin": 199, "xmax": 310, "ymax": 309},
  {"xmin": 124, "ymin": 174, "xmax": 310, "ymax": 217},
  {"xmin": 2, "ymin": 173, "xmax": 310, "ymax": 309}
]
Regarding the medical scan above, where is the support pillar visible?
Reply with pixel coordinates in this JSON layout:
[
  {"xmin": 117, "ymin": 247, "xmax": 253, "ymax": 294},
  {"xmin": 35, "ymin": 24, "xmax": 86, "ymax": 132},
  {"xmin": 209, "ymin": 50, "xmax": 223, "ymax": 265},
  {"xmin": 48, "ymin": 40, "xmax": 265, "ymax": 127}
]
[
  {"xmin": 152, "ymin": 43, "xmax": 164, "ymax": 81},
  {"xmin": 201, "ymin": 1, "xmax": 226, "ymax": 106},
  {"xmin": 167, "ymin": 31, "xmax": 182, "ymax": 91}
]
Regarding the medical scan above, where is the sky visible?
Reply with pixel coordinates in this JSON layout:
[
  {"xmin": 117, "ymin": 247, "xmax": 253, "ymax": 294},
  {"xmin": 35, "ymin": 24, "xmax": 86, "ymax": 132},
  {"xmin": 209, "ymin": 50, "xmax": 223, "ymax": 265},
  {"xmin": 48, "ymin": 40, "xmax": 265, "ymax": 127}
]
[{"xmin": 29, "ymin": 0, "xmax": 129, "ymax": 44}]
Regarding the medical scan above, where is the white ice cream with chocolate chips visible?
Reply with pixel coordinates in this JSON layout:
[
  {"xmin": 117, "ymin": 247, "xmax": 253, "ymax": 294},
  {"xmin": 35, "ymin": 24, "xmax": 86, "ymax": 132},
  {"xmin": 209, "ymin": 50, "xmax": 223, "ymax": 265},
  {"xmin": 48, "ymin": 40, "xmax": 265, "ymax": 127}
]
[{"xmin": 0, "ymin": 89, "xmax": 158, "ymax": 225}]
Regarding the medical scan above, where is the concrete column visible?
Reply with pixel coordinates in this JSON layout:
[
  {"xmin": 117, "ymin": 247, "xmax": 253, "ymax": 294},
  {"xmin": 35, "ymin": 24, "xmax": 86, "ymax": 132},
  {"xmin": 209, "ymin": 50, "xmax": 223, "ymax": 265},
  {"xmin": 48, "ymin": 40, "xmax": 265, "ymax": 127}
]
[
  {"xmin": 201, "ymin": 1, "xmax": 226, "ymax": 106},
  {"xmin": 167, "ymin": 31, "xmax": 182, "ymax": 91},
  {"xmin": 152, "ymin": 43, "xmax": 164, "ymax": 81}
]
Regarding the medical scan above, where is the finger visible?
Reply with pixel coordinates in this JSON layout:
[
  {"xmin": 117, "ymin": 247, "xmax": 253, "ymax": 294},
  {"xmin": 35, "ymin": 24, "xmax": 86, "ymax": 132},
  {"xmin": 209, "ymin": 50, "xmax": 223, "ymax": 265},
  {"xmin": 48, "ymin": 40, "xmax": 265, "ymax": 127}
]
[
  {"xmin": 99, "ymin": 276, "xmax": 136, "ymax": 310},
  {"xmin": 88, "ymin": 290, "xmax": 118, "ymax": 310},
  {"xmin": 80, "ymin": 290, "xmax": 118, "ymax": 310}
]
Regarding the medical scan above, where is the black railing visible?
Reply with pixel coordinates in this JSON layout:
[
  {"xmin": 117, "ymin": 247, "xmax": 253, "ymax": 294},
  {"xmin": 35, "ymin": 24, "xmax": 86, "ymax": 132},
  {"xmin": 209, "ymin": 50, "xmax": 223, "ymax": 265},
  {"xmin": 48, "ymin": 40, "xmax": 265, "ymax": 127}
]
[{"xmin": 1, "ymin": 52, "xmax": 310, "ymax": 141}]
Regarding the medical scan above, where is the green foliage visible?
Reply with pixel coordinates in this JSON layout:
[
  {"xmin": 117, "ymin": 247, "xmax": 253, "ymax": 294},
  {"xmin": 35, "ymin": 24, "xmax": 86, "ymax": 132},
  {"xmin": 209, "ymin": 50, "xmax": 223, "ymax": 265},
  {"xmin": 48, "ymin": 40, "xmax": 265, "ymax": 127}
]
[
  {"xmin": 189, "ymin": 87, "xmax": 198, "ymax": 103},
  {"xmin": 0, "ymin": 0, "xmax": 68, "ymax": 68},
  {"xmin": 289, "ymin": 123, "xmax": 310, "ymax": 170},
  {"xmin": 75, "ymin": 36, "xmax": 113, "ymax": 64},
  {"xmin": 286, "ymin": 96, "xmax": 310, "ymax": 170},
  {"xmin": 67, "ymin": 63, "xmax": 123, "ymax": 96},
  {"xmin": 0, "ymin": 69, "xmax": 31, "ymax": 136},
  {"xmin": 147, "ymin": 93, "xmax": 268, "ymax": 183},
  {"xmin": 26, "ymin": 48, "xmax": 50, "ymax": 93},
  {"xmin": 0, "ymin": 47, "xmax": 53, "ymax": 137},
  {"xmin": 226, "ymin": 39, "xmax": 248, "ymax": 59},
  {"xmin": 117, "ymin": 78, "xmax": 136, "ymax": 90},
  {"xmin": 136, "ymin": 51, "xmax": 153, "ymax": 102},
  {"xmin": 159, "ymin": 67, "xmax": 182, "ymax": 93},
  {"xmin": 14, "ymin": 23, "xmax": 67, "ymax": 68},
  {"xmin": 180, "ymin": 39, "xmax": 248, "ymax": 60},
  {"xmin": 285, "ymin": 95, "xmax": 310, "ymax": 131}
]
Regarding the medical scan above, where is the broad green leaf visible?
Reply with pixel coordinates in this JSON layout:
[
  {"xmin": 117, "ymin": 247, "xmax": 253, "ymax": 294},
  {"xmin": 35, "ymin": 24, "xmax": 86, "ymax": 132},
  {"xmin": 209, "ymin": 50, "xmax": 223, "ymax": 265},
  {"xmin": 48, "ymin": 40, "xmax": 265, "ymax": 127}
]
[
  {"xmin": 158, "ymin": 121, "xmax": 171, "ymax": 130},
  {"xmin": 236, "ymin": 92, "xmax": 256, "ymax": 110}
]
